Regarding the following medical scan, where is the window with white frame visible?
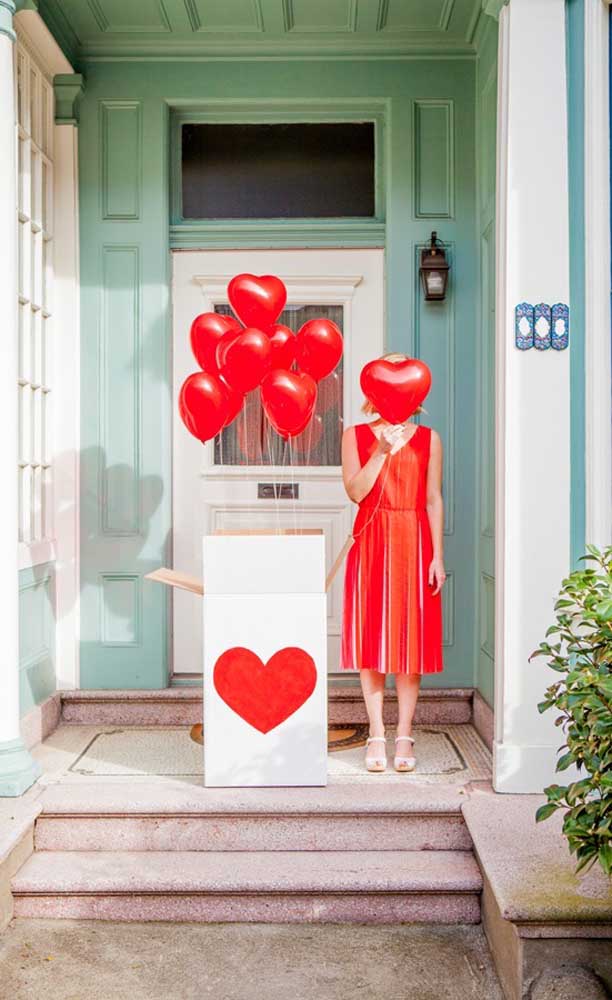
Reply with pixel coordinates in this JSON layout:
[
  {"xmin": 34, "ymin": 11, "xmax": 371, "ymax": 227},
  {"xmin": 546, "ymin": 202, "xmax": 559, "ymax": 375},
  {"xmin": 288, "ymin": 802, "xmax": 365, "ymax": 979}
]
[{"xmin": 15, "ymin": 40, "xmax": 54, "ymax": 547}]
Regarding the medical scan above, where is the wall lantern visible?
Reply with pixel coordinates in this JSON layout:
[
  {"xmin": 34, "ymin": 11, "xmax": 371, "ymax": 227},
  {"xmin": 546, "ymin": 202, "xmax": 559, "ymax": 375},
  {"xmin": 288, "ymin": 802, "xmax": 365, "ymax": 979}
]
[{"xmin": 419, "ymin": 231, "xmax": 450, "ymax": 301}]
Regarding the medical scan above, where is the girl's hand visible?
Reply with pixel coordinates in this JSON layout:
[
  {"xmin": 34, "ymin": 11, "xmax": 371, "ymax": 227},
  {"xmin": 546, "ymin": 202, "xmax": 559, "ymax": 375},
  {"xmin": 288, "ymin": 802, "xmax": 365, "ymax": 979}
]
[
  {"xmin": 428, "ymin": 557, "xmax": 446, "ymax": 595},
  {"xmin": 376, "ymin": 424, "xmax": 404, "ymax": 455}
]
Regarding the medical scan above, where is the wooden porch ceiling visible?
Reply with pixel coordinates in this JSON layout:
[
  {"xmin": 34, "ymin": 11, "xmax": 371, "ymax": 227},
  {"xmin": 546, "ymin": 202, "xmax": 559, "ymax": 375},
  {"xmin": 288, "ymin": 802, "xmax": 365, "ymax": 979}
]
[{"xmin": 30, "ymin": 0, "xmax": 493, "ymax": 63}]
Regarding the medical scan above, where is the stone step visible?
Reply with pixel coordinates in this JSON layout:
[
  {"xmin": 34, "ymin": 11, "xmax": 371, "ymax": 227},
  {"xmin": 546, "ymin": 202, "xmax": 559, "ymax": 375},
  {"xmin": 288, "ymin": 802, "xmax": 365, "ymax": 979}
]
[
  {"xmin": 60, "ymin": 686, "xmax": 473, "ymax": 727},
  {"xmin": 12, "ymin": 850, "xmax": 482, "ymax": 924},
  {"xmin": 34, "ymin": 782, "xmax": 473, "ymax": 853}
]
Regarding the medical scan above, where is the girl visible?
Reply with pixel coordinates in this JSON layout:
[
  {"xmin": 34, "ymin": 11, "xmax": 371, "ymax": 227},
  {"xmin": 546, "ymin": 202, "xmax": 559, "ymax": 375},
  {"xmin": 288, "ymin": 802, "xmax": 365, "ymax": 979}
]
[{"xmin": 340, "ymin": 354, "xmax": 446, "ymax": 773}]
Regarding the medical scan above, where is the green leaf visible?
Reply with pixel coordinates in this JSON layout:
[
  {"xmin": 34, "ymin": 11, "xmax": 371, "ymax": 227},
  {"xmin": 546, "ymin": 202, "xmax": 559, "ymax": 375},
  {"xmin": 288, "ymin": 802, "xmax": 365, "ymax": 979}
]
[
  {"xmin": 556, "ymin": 751, "xmax": 575, "ymax": 772},
  {"xmin": 535, "ymin": 802, "xmax": 559, "ymax": 822}
]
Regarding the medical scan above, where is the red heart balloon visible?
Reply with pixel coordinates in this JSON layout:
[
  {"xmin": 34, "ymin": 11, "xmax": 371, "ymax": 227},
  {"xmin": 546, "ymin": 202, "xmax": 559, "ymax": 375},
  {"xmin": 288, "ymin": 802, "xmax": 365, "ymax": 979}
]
[
  {"xmin": 219, "ymin": 376, "xmax": 244, "ymax": 428},
  {"xmin": 178, "ymin": 371, "xmax": 229, "ymax": 443},
  {"xmin": 260, "ymin": 370, "xmax": 317, "ymax": 439},
  {"xmin": 217, "ymin": 327, "xmax": 272, "ymax": 394},
  {"xmin": 190, "ymin": 312, "xmax": 241, "ymax": 374},
  {"xmin": 269, "ymin": 323, "xmax": 297, "ymax": 370},
  {"xmin": 360, "ymin": 358, "xmax": 432, "ymax": 424},
  {"xmin": 213, "ymin": 646, "xmax": 317, "ymax": 734},
  {"xmin": 228, "ymin": 274, "xmax": 287, "ymax": 333},
  {"xmin": 295, "ymin": 318, "xmax": 343, "ymax": 382}
]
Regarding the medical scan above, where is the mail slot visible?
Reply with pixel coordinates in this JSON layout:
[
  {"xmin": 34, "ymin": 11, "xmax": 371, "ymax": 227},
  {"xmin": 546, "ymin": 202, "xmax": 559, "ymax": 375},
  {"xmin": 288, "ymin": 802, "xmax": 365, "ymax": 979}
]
[{"xmin": 257, "ymin": 482, "xmax": 299, "ymax": 500}]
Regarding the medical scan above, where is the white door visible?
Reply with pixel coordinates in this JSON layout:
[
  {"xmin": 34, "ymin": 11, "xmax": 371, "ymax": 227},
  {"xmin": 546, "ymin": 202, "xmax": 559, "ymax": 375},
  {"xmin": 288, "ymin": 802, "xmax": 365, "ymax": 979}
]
[{"xmin": 172, "ymin": 248, "xmax": 384, "ymax": 677}]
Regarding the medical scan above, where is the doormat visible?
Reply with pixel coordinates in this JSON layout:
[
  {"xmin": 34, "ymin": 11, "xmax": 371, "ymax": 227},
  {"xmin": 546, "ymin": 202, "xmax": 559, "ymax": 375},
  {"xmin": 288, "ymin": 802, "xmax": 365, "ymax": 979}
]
[
  {"xmin": 68, "ymin": 725, "xmax": 491, "ymax": 783},
  {"xmin": 188, "ymin": 723, "xmax": 369, "ymax": 752}
]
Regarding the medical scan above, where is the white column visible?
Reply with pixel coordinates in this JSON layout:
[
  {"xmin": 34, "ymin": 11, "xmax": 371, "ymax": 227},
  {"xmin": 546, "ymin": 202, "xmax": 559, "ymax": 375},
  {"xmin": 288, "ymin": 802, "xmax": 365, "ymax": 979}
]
[
  {"xmin": 0, "ymin": 0, "xmax": 40, "ymax": 795},
  {"xmin": 494, "ymin": 0, "xmax": 575, "ymax": 793},
  {"xmin": 584, "ymin": 0, "xmax": 612, "ymax": 550},
  {"xmin": 53, "ymin": 76, "xmax": 83, "ymax": 690}
]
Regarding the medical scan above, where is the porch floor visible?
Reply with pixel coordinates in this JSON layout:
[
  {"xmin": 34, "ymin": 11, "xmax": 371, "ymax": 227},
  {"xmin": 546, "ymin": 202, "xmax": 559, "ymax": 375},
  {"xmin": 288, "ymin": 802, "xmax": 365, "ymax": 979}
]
[{"xmin": 29, "ymin": 722, "xmax": 492, "ymax": 789}]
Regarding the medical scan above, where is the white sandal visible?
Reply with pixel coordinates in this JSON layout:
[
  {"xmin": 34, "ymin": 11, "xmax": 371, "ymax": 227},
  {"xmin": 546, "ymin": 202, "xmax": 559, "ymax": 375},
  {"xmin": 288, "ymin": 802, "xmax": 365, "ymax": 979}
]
[
  {"xmin": 365, "ymin": 736, "xmax": 387, "ymax": 773},
  {"xmin": 394, "ymin": 735, "xmax": 416, "ymax": 772}
]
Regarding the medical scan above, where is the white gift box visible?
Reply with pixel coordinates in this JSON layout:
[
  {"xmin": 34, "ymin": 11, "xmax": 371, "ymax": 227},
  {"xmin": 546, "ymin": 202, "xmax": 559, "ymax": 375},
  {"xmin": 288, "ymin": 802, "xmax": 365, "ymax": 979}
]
[{"xmin": 202, "ymin": 534, "xmax": 328, "ymax": 787}]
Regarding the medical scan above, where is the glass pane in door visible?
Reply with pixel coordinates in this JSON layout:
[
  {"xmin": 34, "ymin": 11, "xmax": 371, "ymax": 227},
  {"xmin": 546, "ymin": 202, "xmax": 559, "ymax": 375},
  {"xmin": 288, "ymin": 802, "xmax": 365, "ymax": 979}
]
[{"xmin": 213, "ymin": 304, "xmax": 343, "ymax": 467}]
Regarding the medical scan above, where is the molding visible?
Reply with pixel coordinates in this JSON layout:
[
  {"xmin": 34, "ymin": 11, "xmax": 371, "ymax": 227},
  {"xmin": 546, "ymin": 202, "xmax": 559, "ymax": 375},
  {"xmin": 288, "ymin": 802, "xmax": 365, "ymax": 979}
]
[
  {"xmin": 193, "ymin": 273, "xmax": 363, "ymax": 293},
  {"xmin": 170, "ymin": 222, "xmax": 386, "ymax": 250},
  {"xmin": 481, "ymin": 0, "xmax": 508, "ymax": 20},
  {"xmin": 15, "ymin": 7, "xmax": 72, "ymax": 74},
  {"xmin": 53, "ymin": 72, "xmax": 84, "ymax": 125},
  {"xmin": 584, "ymin": 0, "xmax": 612, "ymax": 548},
  {"xmin": 185, "ymin": 0, "xmax": 264, "ymax": 34},
  {"xmin": 283, "ymin": 0, "xmax": 357, "ymax": 34}
]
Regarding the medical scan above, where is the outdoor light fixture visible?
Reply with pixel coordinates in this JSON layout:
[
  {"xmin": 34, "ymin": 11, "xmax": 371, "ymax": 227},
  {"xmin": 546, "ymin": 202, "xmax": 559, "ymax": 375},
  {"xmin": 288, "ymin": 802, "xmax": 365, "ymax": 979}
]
[{"xmin": 419, "ymin": 231, "xmax": 450, "ymax": 302}]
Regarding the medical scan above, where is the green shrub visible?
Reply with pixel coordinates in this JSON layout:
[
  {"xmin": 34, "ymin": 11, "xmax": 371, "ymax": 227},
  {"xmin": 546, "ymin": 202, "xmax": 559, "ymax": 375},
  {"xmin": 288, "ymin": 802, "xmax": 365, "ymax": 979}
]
[{"xmin": 530, "ymin": 545, "xmax": 612, "ymax": 877}]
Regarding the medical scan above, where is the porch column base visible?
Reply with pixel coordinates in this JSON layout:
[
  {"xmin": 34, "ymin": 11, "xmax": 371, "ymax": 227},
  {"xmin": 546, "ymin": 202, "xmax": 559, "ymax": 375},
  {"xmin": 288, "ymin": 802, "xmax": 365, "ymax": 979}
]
[
  {"xmin": 0, "ymin": 738, "xmax": 41, "ymax": 797},
  {"xmin": 493, "ymin": 741, "xmax": 579, "ymax": 794}
]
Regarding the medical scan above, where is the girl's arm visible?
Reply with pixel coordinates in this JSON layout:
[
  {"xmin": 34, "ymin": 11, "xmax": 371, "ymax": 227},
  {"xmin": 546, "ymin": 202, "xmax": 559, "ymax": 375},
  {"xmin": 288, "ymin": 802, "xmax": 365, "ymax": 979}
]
[
  {"xmin": 426, "ymin": 430, "xmax": 446, "ymax": 595},
  {"xmin": 342, "ymin": 425, "xmax": 396, "ymax": 504}
]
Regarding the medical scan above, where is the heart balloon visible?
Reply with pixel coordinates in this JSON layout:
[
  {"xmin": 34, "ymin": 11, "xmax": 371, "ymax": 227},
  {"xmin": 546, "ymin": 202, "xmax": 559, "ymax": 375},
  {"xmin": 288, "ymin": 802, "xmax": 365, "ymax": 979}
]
[
  {"xmin": 178, "ymin": 371, "xmax": 229, "ymax": 443},
  {"xmin": 260, "ymin": 370, "xmax": 317, "ymax": 439},
  {"xmin": 269, "ymin": 323, "xmax": 297, "ymax": 370},
  {"xmin": 228, "ymin": 274, "xmax": 287, "ymax": 333},
  {"xmin": 219, "ymin": 376, "xmax": 244, "ymax": 428},
  {"xmin": 190, "ymin": 312, "xmax": 241, "ymax": 374},
  {"xmin": 295, "ymin": 318, "xmax": 343, "ymax": 382},
  {"xmin": 217, "ymin": 327, "xmax": 272, "ymax": 394},
  {"xmin": 360, "ymin": 358, "xmax": 432, "ymax": 424}
]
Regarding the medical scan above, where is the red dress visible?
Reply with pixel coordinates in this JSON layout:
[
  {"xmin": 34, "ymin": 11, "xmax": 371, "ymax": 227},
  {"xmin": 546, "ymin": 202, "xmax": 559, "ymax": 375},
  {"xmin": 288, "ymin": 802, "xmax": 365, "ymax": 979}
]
[{"xmin": 340, "ymin": 423, "xmax": 444, "ymax": 675}]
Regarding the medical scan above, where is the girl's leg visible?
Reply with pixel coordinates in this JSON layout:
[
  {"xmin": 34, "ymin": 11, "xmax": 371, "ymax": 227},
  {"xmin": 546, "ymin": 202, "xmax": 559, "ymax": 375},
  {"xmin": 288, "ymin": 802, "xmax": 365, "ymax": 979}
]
[
  {"xmin": 360, "ymin": 668, "xmax": 386, "ymax": 737},
  {"xmin": 395, "ymin": 673, "xmax": 421, "ymax": 739}
]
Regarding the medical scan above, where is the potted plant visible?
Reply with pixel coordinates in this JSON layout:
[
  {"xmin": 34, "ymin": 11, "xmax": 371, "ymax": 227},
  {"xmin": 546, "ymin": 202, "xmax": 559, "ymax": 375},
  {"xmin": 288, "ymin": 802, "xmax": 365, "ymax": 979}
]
[{"xmin": 530, "ymin": 544, "xmax": 612, "ymax": 876}]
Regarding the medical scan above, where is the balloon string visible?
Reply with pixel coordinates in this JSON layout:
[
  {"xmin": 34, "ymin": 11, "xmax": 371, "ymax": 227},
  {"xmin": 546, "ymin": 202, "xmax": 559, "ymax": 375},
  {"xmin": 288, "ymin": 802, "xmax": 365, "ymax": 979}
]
[{"xmin": 288, "ymin": 436, "xmax": 297, "ymax": 536}]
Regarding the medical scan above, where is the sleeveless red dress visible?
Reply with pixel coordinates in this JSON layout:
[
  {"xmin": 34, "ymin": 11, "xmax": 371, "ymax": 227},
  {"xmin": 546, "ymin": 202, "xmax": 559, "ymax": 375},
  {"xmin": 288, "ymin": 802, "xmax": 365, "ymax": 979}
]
[{"xmin": 340, "ymin": 423, "xmax": 444, "ymax": 675}]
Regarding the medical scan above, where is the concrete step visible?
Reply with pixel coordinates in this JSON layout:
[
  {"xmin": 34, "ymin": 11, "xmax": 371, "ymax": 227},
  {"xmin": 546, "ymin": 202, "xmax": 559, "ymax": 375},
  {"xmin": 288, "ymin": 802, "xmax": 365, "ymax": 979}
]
[
  {"xmin": 60, "ymin": 686, "xmax": 473, "ymax": 727},
  {"xmin": 34, "ymin": 782, "xmax": 473, "ymax": 853},
  {"xmin": 12, "ymin": 850, "xmax": 482, "ymax": 924}
]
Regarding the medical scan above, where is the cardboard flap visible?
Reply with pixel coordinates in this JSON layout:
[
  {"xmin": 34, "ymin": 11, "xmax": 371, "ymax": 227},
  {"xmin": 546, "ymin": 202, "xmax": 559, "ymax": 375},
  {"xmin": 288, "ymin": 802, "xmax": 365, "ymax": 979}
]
[{"xmin": 145, "ymin": 568, "xmax": 204, "ymax": 596}]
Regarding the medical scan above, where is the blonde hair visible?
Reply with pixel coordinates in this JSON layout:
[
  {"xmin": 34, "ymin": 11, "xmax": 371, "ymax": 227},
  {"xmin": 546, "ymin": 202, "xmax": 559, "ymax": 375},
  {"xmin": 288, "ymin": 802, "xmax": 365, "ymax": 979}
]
[{"xmin": 361, "ymin": 352, "xmax": 425, "ymax": 417}]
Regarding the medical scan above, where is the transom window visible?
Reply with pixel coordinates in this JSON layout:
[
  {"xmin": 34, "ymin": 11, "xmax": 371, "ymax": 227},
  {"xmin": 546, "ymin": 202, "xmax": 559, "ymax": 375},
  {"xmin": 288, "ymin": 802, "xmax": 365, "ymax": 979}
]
[
  {"xmin": 181, "ymin": 122, "xmax": 375, "ymax": 220},
  {"xmin": 15, "ymin": 40, "xmax": 54, "ymax": 545}
]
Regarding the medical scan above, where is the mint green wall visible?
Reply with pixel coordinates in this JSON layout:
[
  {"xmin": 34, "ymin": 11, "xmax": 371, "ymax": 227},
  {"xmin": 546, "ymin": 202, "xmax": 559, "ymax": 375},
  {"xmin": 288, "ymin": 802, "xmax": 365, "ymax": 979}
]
[
  {"xmin": 474, "ymin": 17, "xmax": 497, "ymax": 707},
  {"xmin": 19, "ymin": 564, "xmax": 56, "ymax": 716},
  {"xmin": 78, "ymin": 56, "xmax": 479, "ymax": 690}
]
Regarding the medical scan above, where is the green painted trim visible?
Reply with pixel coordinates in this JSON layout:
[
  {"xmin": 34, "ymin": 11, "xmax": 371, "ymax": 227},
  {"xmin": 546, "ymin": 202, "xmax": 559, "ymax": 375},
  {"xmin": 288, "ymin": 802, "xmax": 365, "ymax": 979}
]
[
  {"xmin": 53, "ymin": 73, "xmax": 85, "ymax": 125},
  {"xmin": 169, "ymin": 102, "xmax": 388, "ymax": 234},
  {"xmin": 169, "ymin": 221, "xmax": 386, "ymax": 250},
  {"xmin": 0, "ymin": 0, "xmax": 16, "ymax": 41},
  {"xmin": 36, "ymin": 0, "xmax": 79, "ymax": 67},
  {"xmin": 481, "ymin": 0, "xmax": 508, "ymax": 19},
  {"xmin": 566, "ymin": 0, "xmax": 586, "ymax": 567},
  {"xmin": 0, "ymin": 738, "xmax": 41, "ymax": 797}
]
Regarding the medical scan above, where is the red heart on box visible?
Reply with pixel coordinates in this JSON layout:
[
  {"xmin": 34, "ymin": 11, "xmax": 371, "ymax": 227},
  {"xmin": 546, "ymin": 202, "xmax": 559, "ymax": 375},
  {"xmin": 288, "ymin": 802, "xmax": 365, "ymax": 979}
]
[
  {"xmin": 360, "ymin": 358, "xmax": 432, "ymax": 424},
  {"xmin": 213, "ymin": 646, "xmax": 317, "ymax": 734}
]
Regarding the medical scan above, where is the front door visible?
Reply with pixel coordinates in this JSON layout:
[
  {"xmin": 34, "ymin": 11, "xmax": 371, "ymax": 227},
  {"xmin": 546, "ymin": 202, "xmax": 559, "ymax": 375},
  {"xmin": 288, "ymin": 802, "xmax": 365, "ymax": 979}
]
[{"xmin": 172, "ymin": 248, "xmax": 384, "ymax": 677}]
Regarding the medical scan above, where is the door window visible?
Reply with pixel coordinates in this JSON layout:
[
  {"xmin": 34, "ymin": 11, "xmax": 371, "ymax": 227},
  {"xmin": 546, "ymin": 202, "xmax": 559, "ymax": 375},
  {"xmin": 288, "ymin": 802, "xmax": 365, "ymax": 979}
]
[{"xmin": 214, "ymin": 304, "xmax": 343, "ymax": 467}]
